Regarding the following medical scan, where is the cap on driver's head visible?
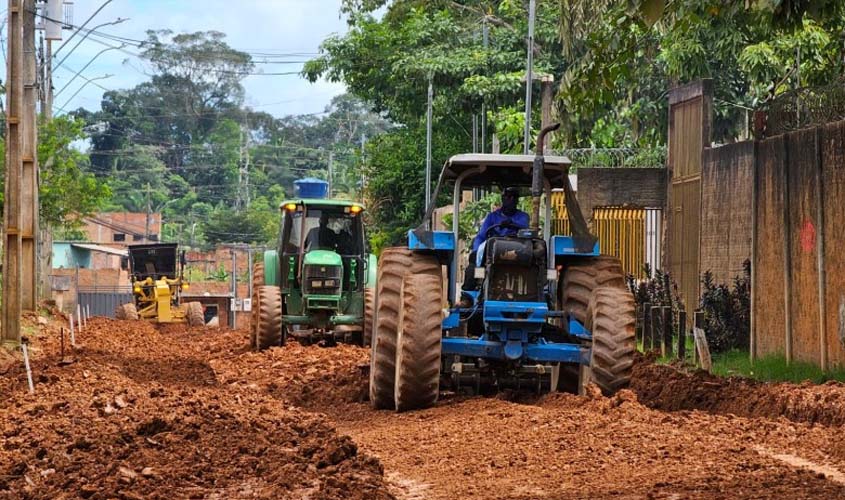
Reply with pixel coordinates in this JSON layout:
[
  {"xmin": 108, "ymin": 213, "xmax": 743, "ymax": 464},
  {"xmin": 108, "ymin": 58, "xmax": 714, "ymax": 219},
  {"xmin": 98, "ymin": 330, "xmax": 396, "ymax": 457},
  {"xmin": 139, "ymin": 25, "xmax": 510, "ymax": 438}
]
[{"xmin": 503, "ymin": 186, "xmax": 520, "ymax": 199}]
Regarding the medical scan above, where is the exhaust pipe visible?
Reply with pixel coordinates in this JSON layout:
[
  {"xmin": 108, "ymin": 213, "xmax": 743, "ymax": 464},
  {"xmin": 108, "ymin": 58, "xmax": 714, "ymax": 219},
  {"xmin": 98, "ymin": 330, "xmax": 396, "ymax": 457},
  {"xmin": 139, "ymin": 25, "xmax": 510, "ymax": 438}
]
[{"xmin": 530, "ymin": 123, "xmax": 561, "ymax": 233}]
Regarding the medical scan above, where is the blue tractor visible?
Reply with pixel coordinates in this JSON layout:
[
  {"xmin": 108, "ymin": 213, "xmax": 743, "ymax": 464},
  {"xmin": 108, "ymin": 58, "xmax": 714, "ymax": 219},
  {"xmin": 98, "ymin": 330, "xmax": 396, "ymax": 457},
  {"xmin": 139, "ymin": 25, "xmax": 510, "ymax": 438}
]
[{"xmin": 369, "ymin": 124, "xmax": 636, "ymax": 411}]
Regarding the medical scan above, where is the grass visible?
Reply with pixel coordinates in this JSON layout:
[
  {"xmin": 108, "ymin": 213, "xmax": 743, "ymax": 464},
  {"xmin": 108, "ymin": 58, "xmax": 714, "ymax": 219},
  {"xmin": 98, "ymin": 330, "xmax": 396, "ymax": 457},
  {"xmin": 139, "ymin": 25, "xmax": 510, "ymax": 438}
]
[{"xmin": 710, "ymin": 350, "xmax": 845, "ymax": 384}]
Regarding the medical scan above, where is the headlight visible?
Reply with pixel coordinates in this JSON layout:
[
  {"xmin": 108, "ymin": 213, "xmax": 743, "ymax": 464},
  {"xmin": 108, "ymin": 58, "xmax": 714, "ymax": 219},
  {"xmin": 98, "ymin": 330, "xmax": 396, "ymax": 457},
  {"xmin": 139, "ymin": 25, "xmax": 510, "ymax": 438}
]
[{"xmin": 311, "ymin": 280, "xmax": 323, "ymax": 288}]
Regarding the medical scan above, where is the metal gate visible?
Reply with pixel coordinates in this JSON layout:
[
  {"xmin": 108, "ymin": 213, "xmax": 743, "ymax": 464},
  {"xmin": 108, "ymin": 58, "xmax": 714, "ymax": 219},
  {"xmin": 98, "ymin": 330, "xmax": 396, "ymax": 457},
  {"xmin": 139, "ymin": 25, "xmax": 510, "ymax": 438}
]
[
  {"xmin": 667, "ymin": 81, "xmax": 710, "ymax": 311},
  {"xmin": 551, "ymin": 195, "xmax": 662, "ymax": 279},
  {"xmin": 593, "ymin": 207, "xmax": 646, "ymax": 279},
  {"xmin": 77, "ymin": 286, "xmax": 133, "ymax": 318}
]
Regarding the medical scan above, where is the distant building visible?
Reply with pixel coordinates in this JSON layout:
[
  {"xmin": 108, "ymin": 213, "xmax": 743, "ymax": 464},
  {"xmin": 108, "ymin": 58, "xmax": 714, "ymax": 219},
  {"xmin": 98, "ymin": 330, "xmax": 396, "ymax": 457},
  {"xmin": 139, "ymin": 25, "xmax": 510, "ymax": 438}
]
[
  {"xmin": 82, "ymin": 212, "xmax": 162, "ymax": 245},
  {"xmin": 52, "ymin": 241, "xmax": 128, "ymax": 269}
]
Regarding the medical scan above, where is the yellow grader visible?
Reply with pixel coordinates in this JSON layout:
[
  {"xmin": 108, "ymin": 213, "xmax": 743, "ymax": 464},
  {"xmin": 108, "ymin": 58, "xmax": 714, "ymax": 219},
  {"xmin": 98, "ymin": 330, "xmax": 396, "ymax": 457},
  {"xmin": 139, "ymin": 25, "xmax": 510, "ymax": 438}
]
[{"xmin": 115, "ymin": 243, "xmax": 205, "ymax": 326}]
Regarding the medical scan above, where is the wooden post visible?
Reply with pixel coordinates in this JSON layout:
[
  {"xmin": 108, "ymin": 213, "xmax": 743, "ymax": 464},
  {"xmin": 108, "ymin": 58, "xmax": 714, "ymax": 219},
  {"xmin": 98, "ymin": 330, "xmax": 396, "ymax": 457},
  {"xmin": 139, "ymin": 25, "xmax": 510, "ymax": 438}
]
[
  {"xmin": 642, "ymin": 302, "xmax": 652, "ymax": 350},
  {"xmin": 2, "ymin": 0, "xmax": 25, "ymax": 344},
  {"xmin": 693, "ymin": 310, "xmax": 712, "ymax": 371},
  {"xmin": 662, "ymin": 306, "xmax": 673, "ymax": 358},
  {"xmin": 677, "ymin": 310, "xmax": 687, "ymax": 360},
  {"xmin": 650, "ymin": 306, "xmax": 661, "ymax": 353},
  {"xmin": 21, "ymin": 0, "xmax": 37, "ymax": 312}
]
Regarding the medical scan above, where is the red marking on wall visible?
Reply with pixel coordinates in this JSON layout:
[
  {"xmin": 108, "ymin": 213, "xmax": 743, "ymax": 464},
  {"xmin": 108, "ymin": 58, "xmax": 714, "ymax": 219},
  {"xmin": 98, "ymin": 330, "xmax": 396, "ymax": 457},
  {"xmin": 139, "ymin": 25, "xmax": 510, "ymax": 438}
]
[{"xmin": 800, "ymin": 220, "xmax": 816, "ymax": 253}]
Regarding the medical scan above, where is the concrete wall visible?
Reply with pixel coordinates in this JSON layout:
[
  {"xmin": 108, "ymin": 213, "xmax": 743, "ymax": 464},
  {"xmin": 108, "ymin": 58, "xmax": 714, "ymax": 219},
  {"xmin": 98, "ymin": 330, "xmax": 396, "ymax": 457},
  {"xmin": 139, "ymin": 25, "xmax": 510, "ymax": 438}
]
[
  {"xmin": 700, "ymin": 142, "xmax": 754, "ymax": 284},
  {"xmin": 575, "ymin": 168, "xmax": 666, "ymax": 221}
]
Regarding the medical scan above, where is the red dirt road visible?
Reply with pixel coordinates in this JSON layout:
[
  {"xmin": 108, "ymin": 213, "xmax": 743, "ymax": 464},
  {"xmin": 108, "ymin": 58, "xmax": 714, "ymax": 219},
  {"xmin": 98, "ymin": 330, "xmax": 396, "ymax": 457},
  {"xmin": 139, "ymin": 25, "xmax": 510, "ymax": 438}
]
[{"xmin": 4, "ymin": 317, "xmax": 845, "ymax": 499}]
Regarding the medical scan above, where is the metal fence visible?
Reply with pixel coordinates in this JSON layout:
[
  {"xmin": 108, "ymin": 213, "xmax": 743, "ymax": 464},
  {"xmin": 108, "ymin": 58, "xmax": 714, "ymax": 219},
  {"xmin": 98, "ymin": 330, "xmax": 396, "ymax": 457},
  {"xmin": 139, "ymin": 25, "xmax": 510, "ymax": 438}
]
[
  {"xmin": 764, "ymin": 78, "xmax": 845, "ymax": 137},
  {"xmin": 77, "ymin": 286, "xmax": 133, "ymax": 318},
  {"xmin": 551, "ymin": 192, "xmax": 662, "ymax": 279},
  {"xmin": 554, "ymin": 147, "xmax": 667, "ymax": 169}
]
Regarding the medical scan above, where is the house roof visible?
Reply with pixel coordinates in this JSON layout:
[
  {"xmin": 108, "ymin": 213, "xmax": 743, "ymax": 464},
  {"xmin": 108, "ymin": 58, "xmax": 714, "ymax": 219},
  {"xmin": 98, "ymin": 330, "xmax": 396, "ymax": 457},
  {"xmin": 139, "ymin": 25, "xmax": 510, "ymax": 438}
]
[{"xmin": 70, "ymin": 243, "xmax": 128, "ymax": 257}]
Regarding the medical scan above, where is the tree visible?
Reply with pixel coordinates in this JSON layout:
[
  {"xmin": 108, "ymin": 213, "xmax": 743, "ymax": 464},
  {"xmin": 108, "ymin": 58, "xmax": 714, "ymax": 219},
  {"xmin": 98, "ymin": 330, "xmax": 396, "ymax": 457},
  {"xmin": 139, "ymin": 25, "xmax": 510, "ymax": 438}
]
[{"xmin": 0, "ymin": 116, "xmax": 110, "ymax": 230}]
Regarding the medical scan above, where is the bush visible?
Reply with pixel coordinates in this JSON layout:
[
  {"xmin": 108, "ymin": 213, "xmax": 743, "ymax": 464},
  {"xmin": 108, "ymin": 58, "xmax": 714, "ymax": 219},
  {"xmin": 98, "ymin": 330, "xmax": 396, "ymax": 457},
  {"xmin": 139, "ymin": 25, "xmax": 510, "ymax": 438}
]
[{"xmin": 699, "ymin": 260, "xmax": 751, "ymax": 354}]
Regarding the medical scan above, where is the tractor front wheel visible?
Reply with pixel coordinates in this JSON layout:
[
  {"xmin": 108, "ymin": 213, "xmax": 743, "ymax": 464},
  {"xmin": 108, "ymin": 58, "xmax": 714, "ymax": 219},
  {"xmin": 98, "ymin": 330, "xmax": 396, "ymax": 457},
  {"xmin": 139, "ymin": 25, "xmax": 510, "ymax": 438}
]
[
  {"xmin": 560, "ymin": 256, "xmax": 626, "ymax": 325},
  {"xmin": 584, "ymin": 287, "xmax": 636, "ymax": 395},
  {"xmin": 369, "ymin": 248, "xmax": 441, "ymax": 410},
  {"xmin": 186, "ymin": 302, "xmax": 205, "ymax": 327},
  {"xmin": 394, "ymin": 274, "xmax": 443, "ymax": 412},
  {"xmin": 253, "ymin": 285, "xmax": 284, "ymax": 350}
]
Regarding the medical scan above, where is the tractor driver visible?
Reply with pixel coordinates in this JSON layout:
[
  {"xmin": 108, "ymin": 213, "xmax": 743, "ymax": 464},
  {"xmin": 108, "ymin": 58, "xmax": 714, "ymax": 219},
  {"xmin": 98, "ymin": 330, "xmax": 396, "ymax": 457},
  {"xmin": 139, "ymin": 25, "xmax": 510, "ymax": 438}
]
[
  {"xmin": 304, "ymin": 212, "xmax": 338, "ymax": 252},
  {"xmin": 460, "ymin": 187, "xmax": 529, "ymax": 305}
]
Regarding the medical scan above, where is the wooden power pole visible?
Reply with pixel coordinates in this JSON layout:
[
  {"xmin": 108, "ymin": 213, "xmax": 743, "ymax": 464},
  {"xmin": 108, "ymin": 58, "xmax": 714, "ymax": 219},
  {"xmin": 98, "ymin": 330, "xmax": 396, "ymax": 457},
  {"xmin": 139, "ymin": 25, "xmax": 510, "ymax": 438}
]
[
  {"xmin": 3, "ymin": 0, "xmax": 25, "ymax": 343},
  {"xmin": 22, "ymin": 0, "xmax": 39, "ymax": 312}
]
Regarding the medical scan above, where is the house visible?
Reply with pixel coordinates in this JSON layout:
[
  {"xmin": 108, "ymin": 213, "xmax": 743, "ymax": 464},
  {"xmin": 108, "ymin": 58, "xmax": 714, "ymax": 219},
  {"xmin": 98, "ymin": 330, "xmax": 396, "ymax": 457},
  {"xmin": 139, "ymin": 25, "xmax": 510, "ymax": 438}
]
[
  {"xmin": 52, "ymin": 241, "xmax": 128, "ymax": 269},
  {"xmin": 82, "ymin": 212, "xmax": 162, "ymax": 245}
]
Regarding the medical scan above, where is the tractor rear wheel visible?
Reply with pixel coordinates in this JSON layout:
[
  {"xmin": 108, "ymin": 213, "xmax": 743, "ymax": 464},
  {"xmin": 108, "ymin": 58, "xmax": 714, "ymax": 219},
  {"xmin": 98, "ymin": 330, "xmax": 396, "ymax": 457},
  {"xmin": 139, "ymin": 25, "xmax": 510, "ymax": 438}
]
[
  {"xmin": 370, "ymin": 248, "xmax": 440, "ymax": 410},
  {"xmin": 186, "ymin": 302, "xmax": 205, "ymax": 326},
  {"xmin": 253, "ymin": 261, "xmax": 265, "ymax": 288},
  {"xmin": 363, "ymin": 287, "xmax": 375, "ymax": 347},
  {"xmin": 560, "ymin": 255, "xmax": 626, "ymax": 325},
  {"xmin": 253, "ymin": 285, "xmax": 284, "ymax": 350},
  {"xmin": 585, "ymin": 287, "xmax": 636, "ymax": 395},
  {"xmin": 394, "ymin": 274, "xmax": 442, "ymax": 412},
  {"xmin": 116, "ymin": 302, "xmax": 139, "ymax": 321}
]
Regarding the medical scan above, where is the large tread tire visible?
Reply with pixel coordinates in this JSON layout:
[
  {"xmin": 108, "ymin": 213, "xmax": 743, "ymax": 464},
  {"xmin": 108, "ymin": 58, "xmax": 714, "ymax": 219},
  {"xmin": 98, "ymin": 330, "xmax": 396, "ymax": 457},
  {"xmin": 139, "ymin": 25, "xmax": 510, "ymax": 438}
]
[
  {"xmin": 560, "ymin": 255, "xmax": 626, "ymax": 325},
  {"xmin": 586, "ymin": 287, "xmax": 636, "ymax": 395},
  {"xmin": 186, "ymin": 302, "xmax": 205, "ymax": 327},
  {"xmin": 394, "ymin": 274, "xmax": 442, "ymax": 412},
  {"xmin": 117, "ymin": 303, "xmax": 139, "ymax": 321},
  {"xmin": 370, "ymin": 248, "xmax": 441, "ymax": 410},
  {"xmin": 363, "ymin": 287, "xmax": 375, "ymax": 347},
  {"xmin": 253, "ymin": 285, "xmax": 284, "ymax": 351}
]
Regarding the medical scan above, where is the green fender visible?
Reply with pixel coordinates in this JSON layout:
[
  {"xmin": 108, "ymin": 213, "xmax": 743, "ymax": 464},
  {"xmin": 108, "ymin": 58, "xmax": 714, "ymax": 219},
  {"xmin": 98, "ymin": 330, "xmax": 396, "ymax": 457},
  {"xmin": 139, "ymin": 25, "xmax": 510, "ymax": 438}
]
[
  {"xmin": 365, "ymin": 253, "xmax": 377, "ymax": 288},
  {"xmin": 263, "ymin": 250, "xmax": 280, "ymax": 286}
]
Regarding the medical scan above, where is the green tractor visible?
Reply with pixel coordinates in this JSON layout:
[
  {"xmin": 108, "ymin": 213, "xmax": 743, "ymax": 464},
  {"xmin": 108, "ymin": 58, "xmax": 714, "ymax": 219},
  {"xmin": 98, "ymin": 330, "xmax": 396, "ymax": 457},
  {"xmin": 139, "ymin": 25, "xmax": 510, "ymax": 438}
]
[{"xmin": 251, "ymin": 179, "xmax": 377, "ymax": 349}]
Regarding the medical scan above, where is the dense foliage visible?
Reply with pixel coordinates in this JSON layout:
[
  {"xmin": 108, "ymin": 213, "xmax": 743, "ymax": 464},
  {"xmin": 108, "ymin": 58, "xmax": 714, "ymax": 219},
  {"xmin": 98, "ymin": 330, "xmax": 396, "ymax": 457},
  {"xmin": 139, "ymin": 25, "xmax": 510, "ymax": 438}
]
[
  {"xmin": 304, "ymin": 0, "xmax": 845, "ymax": 247},
  {"xmin": 71, "ymin": 31, "xmax": 389, "ymax": 246},
  {"xmin": 699, "ymin": 261, "xmax": 752, "ymax": 354},
  {"xmin": 5, "ymin": 2, "xmax": 841, "ymax": 250}
]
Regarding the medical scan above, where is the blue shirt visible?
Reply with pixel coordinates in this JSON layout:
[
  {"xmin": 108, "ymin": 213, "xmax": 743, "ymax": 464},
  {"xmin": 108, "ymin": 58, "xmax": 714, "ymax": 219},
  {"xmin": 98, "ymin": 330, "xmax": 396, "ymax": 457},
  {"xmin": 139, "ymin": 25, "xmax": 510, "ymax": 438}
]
[{"xmin": 471, "ymin": 208, "xmax": 530, "ymax": 252}]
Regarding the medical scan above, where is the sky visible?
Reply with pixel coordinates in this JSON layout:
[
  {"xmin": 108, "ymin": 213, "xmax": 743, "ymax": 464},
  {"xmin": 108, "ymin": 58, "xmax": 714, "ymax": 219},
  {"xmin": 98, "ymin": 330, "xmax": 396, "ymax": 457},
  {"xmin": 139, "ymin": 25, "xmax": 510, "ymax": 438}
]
[{"xmin": 47, "ymin": 0, "xmax": 351, "ymax": 118}]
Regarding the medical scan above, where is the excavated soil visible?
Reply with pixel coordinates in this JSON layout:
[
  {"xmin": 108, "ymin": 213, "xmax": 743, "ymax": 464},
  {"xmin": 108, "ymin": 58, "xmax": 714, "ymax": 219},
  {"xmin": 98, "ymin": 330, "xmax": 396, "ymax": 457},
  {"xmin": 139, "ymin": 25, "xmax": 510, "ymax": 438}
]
[
  {"xmin": 4, "ymin": 316, "xmax": 845, "ymax": 498},
  {"xmin": 630, "ymin": 360, "xmax": 845, "ymax": 427},
  {"xmin": 0, "ymin": 318, "xmax": 391, "ymax": 500}
]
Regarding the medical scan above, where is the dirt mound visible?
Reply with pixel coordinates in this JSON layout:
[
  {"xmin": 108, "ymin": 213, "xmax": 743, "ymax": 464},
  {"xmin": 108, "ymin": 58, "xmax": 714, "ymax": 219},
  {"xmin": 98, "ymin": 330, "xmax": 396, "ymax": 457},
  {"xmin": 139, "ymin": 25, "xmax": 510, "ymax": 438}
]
[
  {"xmin": 0, "ymin": 318, "xmax": 392, "ymax": 499},
  {"xmin": 631, "ymin": 360, "xmax": 845, "ymax": 427},
  {"xmin": 211, "ymin": 342, "xmax": 370, "ymax": 411}
]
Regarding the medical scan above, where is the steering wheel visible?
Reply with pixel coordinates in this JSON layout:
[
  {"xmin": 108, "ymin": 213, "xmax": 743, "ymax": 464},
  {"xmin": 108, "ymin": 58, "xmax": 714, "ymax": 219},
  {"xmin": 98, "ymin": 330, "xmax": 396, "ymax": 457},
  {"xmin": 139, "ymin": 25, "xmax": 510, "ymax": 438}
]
[{"xmin": 483, "ymin": 220, "xmax": 520, "ymax": 240}]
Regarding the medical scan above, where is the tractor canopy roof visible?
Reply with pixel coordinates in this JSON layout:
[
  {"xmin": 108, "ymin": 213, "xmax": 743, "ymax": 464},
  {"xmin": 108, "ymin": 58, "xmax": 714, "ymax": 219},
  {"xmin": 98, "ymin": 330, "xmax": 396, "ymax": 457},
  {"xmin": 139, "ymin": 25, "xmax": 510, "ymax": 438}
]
[
  {"xmin": 440, "ymin": 153, "xmax": 571, "ymax": 188},
  {"xmin": 278, "ymin": 198, "xmax": 365, "ymax": 211}
]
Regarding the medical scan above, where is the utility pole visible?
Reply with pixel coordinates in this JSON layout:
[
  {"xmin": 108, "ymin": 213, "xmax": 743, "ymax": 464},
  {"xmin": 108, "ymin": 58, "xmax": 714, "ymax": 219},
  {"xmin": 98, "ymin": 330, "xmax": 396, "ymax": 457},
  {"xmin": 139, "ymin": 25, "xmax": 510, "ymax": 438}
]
[
  {"xmin": 145, "ymin": 183, "xmax": 152, "ymax": 242},
  {"xmin": 481, "ymin": 17, "xmax": 488, "ymax": 154},
  {"xmin": 540, "ymin": 75, "xmax": 554, "ymax": 154},
  {"xmin": 3, "ymin": 0, "xmax": 25, "ymax": 342},
  {"xmin": 230, "ymin": 247, "xmax": 237, "ymax": 329},
  {"xmin": 360, "ymin": 133, "xmax": 366, "ymax": 203},
  {"xmin": 21, "ymin": 0, "xmax": 38, "ymax": 312},
  {"xmin": 425, "ymin": 73, "xmax": 433, "ymax": 214},
  {"xmin": 327, "ymin": 151, "xmax": 334, "ymax": 197},
  {"xmin": 523, "ymin": 0, "xmax": 536, "ymax": 154}
]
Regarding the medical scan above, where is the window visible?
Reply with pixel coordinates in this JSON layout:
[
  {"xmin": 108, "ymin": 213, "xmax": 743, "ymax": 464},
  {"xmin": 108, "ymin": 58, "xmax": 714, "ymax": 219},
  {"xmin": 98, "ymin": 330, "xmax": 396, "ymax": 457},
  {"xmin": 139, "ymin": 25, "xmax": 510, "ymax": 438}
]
[
  {"xmin": 113, "ymin": 233, "xmax": 126, "ymax": 242},
  {"xmin": 133, "ymin": 234, "xmax": 144, "ymax": 242},
  {"xmin": 283, "ymin": 208, "xmax": 363, "ymax": 256}
]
